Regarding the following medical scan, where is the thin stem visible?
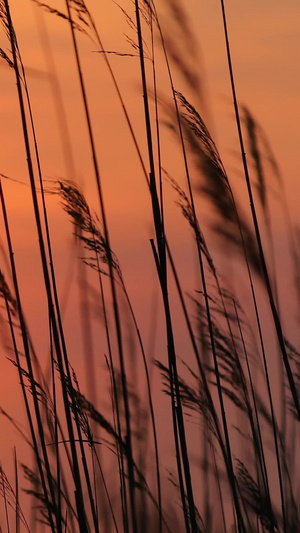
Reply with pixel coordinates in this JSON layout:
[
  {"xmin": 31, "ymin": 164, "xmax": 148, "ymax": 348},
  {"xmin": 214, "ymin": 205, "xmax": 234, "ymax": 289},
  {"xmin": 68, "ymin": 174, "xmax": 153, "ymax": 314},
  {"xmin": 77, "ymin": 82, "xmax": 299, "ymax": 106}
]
[
  {"xmin": 134, "ymin": 2, "xmax": 197, "ymax": 529},
  {"xmin": 219, "ymin": 0, "xmax": 300, "ymax": 429},
  {"xmin": 3, "ymin": 1, "xmax": 88, "ymax": 528},
  {"xmin": 64, "ymin": 3, "xmax": 136, "ymax": 529}
]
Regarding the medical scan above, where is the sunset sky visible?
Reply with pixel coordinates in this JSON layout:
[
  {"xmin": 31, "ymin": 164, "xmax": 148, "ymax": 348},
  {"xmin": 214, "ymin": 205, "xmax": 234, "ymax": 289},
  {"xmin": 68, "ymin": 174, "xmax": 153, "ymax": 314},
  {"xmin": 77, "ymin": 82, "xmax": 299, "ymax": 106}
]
[{"xmin": 0, "ymin": 0, "xmax": 299, "ymax": 529}]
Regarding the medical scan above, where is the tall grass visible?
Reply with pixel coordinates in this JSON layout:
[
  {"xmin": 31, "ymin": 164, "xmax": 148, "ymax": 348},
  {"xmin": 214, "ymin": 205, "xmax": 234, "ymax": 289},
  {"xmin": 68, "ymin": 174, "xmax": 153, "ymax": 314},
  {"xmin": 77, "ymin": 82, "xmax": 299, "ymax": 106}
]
[{"xmin": 0, "ymin": 0, "xmax": 299, "ymax": 531}]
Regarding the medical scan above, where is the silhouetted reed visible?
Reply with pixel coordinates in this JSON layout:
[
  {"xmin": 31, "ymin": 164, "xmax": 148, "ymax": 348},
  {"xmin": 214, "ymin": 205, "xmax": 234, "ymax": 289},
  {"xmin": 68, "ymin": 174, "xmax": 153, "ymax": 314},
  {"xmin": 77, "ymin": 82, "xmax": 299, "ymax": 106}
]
[{"xmin": 0, "ymin": 0, "xmax": 299, "ymax": 531}]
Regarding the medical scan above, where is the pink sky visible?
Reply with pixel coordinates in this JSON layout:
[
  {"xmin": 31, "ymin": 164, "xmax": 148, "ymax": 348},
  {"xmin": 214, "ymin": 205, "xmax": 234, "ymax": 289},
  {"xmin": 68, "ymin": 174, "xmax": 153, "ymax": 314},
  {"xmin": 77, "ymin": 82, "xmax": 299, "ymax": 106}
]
[{"xmin": 0, "ymin": 0, "xmax": 299, "ymax": 528}]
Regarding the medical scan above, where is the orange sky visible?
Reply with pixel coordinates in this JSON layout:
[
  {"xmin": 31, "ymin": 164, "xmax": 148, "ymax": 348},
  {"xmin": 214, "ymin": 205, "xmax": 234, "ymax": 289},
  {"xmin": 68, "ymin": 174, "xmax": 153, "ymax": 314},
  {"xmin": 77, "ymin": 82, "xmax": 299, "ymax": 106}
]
[{"xmin": 0, "ymin": 0, "xmax": 299, "ymax": 528}]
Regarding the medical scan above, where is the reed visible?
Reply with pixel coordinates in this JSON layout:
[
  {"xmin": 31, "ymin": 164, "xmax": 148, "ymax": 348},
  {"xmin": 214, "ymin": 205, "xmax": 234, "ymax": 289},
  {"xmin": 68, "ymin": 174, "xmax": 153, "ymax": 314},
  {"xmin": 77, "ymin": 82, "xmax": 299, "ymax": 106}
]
[{"xmin": 0, "ymin": 0, "xmax": 299, "ymax": 531}]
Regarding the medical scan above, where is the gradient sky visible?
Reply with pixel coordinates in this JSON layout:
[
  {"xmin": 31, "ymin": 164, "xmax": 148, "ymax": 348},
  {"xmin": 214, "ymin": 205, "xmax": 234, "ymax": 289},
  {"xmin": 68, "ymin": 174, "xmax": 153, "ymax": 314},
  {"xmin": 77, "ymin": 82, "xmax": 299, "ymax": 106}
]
[{"xmin": 0, "ymin": 0, "xmax": 299, "ymax": 526}]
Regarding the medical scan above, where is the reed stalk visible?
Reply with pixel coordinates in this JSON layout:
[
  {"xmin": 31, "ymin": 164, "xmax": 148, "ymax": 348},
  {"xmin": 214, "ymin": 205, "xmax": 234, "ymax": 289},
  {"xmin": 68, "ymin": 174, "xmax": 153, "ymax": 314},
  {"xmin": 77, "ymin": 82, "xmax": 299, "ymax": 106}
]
[
  {"xmin": 219, "ymin": 0, "xmax": 300, "ymax": 430},
  {"xmin": 134, "ymin": 2, "xmax": 197, "ymax": 530}
]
